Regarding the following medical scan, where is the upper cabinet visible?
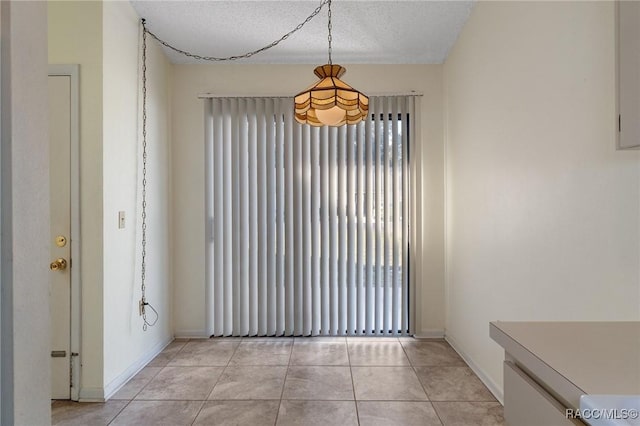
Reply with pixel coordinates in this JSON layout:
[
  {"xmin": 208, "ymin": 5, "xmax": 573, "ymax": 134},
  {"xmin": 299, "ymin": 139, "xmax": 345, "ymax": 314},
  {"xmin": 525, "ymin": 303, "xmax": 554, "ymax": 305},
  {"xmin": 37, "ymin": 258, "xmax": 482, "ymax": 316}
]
[{"xmin": 618, "ymin": 0, "xmax": 640, "ymax": 149}]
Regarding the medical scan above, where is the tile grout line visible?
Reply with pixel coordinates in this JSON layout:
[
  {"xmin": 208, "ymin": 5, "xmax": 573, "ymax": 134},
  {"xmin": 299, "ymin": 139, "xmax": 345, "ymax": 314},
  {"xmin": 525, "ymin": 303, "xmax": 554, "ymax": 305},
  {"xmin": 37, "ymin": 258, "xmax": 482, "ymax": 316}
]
[
  {"xmin": 273, "ymin": 337, "xmax": 295, "ymax": 426},
  {"xmin": 108, "ymin": 337, "xmax": 192, "ymax": 425},
  {"xmin": 431, "ymin": 402, "xmax": 447, "ymax": 426},
  {"xmin": 106, "ymin": 397, "xmax": 499, "ymax": 402},
  {"xmin": 345, "ymin": 337, "xmax": 361, "ymax": 426},
  {"xmin": 106, "ymin": 399, "xmax": 133, "ymax": 425},
  {"xmin": 400, "ymin": 338, "xmax": 432, "ymax": 399},
  {"xmin": 400, "ymin": 338, "xmax": 445, "ymax": 426},
  {"xmin": 188, "ymin": 336, "xmax": 243, "ymax": 426},
  {"xmin": 187, "ymin": 401, "xmax": 207, "ymax": 426}
]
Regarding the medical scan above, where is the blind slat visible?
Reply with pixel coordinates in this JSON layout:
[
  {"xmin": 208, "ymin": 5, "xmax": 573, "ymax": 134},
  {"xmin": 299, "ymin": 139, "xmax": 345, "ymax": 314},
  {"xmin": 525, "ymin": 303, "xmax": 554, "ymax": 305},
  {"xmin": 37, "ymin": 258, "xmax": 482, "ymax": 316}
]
[
  {"xmin": 266, "ymin": 99, "xmax": 276, "ymax": 335},
  {"xmin": 381, "ymin": 98, "xmax": 391, "ymax": 334},
  {"xmin": 403, "ymin": 97, "xmax": 413, "ymax": 334},
  {"xmin": 204, "ymin": 100, "xmax": 215, "ymax": 337},
  {"xmin": 276, "ymin": 103, "xmax": 285, "ymax": 334},
  {"xmin": 257, "ymin": 99, "xmax": 267, "ymax": 335},
  {"xmin": 375, "ymin": 97, "xmax": 383, "ymax": 334},
  {"xmin": 311, "ymin": 127, "xmax": 321, "ymax": 335},
  {"xmin": 284, "ymin": 101, "xmax": 295, "ymax": 335},
  {"xmin": 347, "ymin": 124, "xmax": 355, "ymax": 334},
  {"xmin": 365, "ymin": 103, "xmax": 374, "ymax": 335},
  {"xmin": 248, "ymin": 99, "xmax": 258, "ymax": 335},
  {"xmin": 356, "ymin": 123, "xmax": 365, "ymax": 333},
  {"xmin": 338, "ymin": 125, "xmax": 348, "ymax": 334},
  {"xmin": 302, "ymin": 125, "xmax": 312, "ymax": 335},
  {"xmin": 212, "ymin": 100, "xmax": 224, "ymax": 336},
  {"xmin": 320, "ymin": 126, "xmax": 330, "ymax": 334},
  {"xmin": 392, "ymin": 97, "xmax": 400, "ymax": 335},
  {"xmin": 232, "ymin": 98, "xmax": 240, "ymax": 335},
  {"xmin": 238, "ymin": 98, "xmax": 250, "ymax": 336},
  {"xmin": 329, "ymin": 127, "xmax": 338, "ymax": 335},
  {"xmin": 293, "ymin": 123, "xmax": 303, "ymax": 335}
]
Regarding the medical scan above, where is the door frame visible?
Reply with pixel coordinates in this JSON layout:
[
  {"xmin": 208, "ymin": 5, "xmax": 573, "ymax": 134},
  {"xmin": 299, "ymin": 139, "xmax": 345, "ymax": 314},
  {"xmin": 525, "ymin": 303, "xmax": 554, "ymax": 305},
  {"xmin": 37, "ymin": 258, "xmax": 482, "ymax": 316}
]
[{"xmin": 48, "ymin": 64, "xmax": 81, "ymax": 401}]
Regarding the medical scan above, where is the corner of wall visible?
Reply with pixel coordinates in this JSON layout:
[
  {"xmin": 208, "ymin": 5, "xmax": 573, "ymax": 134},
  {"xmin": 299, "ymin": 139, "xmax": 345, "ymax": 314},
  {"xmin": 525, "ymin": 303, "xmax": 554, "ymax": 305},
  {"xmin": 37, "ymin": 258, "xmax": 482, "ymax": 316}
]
[
  {"xmin": 102, "ymin": 335, "xmax": 172, "ymax": 401},
  {"xmin": 445, "ymin": 334, "xmax": 503, "ymax": 404}
]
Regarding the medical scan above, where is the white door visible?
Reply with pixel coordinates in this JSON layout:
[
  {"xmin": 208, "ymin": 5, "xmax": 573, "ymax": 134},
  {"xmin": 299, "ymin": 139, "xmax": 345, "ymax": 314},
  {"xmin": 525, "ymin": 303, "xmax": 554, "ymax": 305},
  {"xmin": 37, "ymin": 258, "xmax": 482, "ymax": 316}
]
[{"xmin": 49, "ymin": 74, "xmax": 72, "ymax": 400}]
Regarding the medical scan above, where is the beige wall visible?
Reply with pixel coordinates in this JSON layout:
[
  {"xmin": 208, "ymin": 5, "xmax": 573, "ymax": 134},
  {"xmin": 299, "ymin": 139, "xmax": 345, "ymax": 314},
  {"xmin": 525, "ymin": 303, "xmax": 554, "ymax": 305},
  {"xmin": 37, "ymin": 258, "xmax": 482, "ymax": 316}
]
[
  {"xmin": 171, "ymin": 64, "xmax": 446, "ymax": 336},
  {"xmin": 444, "ymin": 1, "xmax": 640, "ymax": 400},
  {"xmin": 48, "ymin": 0, "xmax": 105, "ymax": 397}
]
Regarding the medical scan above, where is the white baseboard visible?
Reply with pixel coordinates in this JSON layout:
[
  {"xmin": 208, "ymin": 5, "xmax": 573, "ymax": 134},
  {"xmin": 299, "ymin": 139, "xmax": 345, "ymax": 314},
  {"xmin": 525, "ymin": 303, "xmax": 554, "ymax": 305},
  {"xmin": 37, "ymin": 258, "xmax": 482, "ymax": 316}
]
[
  {"xmin": 413, "ymin": 329, "xmax": 445, "ymax": 339},
  {"xmin": 445, "ymin": 334, "xmax": 504, "ymax": 405},
  {"xmin": 174, "ymin": 329, "xmax": 209, "ymax": 338},
  {"xmin": 82, "ymin": 336, "xmax": 173, "ymax": 402},
  {"xmin": 78, "ymin": 387, "xmax": 106, "ymax": 402}
]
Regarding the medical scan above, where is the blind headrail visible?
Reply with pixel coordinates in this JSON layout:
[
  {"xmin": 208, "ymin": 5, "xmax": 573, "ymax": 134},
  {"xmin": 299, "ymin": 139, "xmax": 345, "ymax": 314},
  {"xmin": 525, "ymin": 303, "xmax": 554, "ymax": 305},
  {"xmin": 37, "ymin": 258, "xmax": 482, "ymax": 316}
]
[{"xmin": 198, "ymin": 91, "xmax": 423, "ymax": 99}]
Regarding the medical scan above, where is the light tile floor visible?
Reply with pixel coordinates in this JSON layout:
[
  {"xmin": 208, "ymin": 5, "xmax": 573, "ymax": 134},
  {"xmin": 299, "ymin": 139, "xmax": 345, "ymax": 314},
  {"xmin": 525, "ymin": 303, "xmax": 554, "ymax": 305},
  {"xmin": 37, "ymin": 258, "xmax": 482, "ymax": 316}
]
[{"xmin": 52, "ymin": 337, "xmax": 505, "ymax": 426}]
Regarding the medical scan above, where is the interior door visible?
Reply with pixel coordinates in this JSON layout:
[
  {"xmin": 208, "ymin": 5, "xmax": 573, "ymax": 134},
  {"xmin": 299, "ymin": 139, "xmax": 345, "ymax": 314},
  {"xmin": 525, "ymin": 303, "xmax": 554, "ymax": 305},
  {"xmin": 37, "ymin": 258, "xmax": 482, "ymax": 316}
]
[{"xmin": 49, "ymin": 74, "xmax": 72, "ymax": 400}]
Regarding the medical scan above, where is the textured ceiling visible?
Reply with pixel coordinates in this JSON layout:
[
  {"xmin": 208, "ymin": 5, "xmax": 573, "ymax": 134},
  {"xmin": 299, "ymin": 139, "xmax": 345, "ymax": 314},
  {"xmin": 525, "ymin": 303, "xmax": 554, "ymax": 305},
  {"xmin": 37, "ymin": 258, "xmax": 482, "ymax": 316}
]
[{"xmin": 130, "ymin": 0, "xmax": 474, "ymax": 64}]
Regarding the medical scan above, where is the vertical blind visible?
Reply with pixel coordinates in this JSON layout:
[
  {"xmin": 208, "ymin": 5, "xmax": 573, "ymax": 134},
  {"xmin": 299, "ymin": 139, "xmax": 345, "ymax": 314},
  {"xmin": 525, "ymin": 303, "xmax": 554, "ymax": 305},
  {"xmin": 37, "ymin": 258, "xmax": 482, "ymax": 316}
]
[{"xmin": 205, "ymin": 96, "xmax": 415, "ymax": 336}]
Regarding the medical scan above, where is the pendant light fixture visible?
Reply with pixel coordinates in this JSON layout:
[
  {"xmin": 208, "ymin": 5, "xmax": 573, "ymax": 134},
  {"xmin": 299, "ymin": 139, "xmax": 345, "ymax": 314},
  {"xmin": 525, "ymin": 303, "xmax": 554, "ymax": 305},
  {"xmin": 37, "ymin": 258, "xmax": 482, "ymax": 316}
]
[{"xmin": 294, "ymin": 0, "xmax": 369, "ymax": 126}]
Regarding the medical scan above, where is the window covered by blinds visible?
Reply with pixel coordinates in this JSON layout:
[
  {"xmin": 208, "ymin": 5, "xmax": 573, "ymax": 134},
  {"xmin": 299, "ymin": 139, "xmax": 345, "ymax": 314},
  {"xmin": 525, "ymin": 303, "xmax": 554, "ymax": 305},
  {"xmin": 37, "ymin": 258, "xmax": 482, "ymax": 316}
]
[{"xmin": 205, "ymin": 96, "xmax": 415, "ymax": 336}]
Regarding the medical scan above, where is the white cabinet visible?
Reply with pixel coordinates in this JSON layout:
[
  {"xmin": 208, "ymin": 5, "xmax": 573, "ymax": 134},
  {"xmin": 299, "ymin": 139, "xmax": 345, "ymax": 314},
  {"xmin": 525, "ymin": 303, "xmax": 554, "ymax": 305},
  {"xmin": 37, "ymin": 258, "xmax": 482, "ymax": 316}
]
[
  {"xmin": 618, "ymin": 0, "xmax": 640, "ymax": 149},
  {"xmin": 492, "ymin": 322, "xmax": 640, "ymax": 426},
  {"xmin": 503, "ymin": 361, "xmax": 582, "ymax": 426}
]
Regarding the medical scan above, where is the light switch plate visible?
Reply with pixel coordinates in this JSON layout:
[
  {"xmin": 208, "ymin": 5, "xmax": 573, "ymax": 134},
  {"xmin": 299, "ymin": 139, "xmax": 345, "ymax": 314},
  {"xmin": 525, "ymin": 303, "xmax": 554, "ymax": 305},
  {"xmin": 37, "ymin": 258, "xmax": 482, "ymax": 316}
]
[{"xmin": 118, "ymin": 211, "xmax": 125, "ymax": 229}]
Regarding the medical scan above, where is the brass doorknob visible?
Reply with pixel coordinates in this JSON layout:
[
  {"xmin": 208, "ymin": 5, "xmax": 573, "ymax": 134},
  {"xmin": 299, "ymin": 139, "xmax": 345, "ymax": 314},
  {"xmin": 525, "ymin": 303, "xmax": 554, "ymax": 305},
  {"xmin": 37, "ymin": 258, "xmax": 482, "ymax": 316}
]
[{"xmin": 50, "ymin": 258, "xmax": 67, "ymax": 271}]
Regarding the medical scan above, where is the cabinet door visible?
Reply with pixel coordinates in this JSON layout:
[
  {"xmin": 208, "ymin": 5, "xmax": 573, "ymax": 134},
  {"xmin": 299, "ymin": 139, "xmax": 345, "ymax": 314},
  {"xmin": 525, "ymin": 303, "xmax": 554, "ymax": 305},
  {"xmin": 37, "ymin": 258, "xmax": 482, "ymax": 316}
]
[
  {"xmin": 504, "ymin": 361, "xmax": 582, "ymax": 426},
  {"xmin": 618, "ymin": 0, "xmax": 640, "ymax": 149}
]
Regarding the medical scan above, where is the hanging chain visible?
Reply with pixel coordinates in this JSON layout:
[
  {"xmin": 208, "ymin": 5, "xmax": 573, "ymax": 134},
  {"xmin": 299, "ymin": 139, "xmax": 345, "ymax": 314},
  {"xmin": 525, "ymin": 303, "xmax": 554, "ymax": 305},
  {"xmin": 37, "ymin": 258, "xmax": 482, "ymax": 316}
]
[
  {"xmin": 142, "ymin": 0, "xmax": 330, "ymax": 62},
  {"xmin": 140, "ymin": 20, "xmax": 158, "ymax": 331},
  {"xmin": 138, "ymin": 0, "xmax": 332, "ymax": 330},
  {"xmin": 327, "ymin": 0, "xmax": 333, "ymax": 64},
  {"xmin": 141, "ymin": 21, "xmax": 147, "ymax": 301}
]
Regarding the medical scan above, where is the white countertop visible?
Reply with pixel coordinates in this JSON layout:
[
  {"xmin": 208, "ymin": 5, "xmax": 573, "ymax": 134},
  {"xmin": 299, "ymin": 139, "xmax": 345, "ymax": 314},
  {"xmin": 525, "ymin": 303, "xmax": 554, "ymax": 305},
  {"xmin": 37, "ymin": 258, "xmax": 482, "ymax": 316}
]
[{"xmin": 491, "ymin": 321, "xmax": 640, "ymax": 407}]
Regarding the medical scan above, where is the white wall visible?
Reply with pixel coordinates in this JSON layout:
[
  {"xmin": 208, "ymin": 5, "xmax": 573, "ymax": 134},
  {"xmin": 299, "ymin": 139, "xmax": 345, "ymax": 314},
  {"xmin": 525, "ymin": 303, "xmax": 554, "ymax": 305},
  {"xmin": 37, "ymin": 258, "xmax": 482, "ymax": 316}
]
[
  {"xmin": 102, "ymin": 1, "xmax": 173, "ymax": 395},
  {"xmin": 444, "ymin": 1, "xmax": 640, "ymax": 399},
  {"xmin": 48, "ymin": 0, "xmax": 105, "ymax": 396},
  {"xmin": 1, "ymin": 1, "xmax": 51, "ymax": 423},
  {"xmin": 171, "ymin": 64, "xmax": 445, "ymax": 337}
]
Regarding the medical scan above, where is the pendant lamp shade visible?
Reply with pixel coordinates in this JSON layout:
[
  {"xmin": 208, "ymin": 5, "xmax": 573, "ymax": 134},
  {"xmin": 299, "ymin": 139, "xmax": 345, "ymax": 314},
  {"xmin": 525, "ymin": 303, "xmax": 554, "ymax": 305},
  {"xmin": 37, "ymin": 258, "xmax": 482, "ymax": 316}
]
[{"xmin": 295, "ymin": 64, "xmax": 369, "ymax": 126}]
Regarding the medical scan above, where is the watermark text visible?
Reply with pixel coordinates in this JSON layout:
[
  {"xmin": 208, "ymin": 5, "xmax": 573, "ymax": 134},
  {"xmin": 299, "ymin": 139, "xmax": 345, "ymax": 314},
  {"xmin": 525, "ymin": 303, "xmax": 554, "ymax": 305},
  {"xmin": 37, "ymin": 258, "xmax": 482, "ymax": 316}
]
[{"xmin": 566, "ymin": 408, "xmax": 639, "ymax": 421}]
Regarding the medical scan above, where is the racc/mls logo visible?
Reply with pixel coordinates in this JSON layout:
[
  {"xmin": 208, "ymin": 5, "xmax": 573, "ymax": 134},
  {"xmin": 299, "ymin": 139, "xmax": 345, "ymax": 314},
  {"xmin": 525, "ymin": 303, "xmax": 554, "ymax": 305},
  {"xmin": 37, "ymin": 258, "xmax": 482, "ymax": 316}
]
[{"xmin": 565, "ymin": 408, "xmax": 639, "ymax": 421}]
